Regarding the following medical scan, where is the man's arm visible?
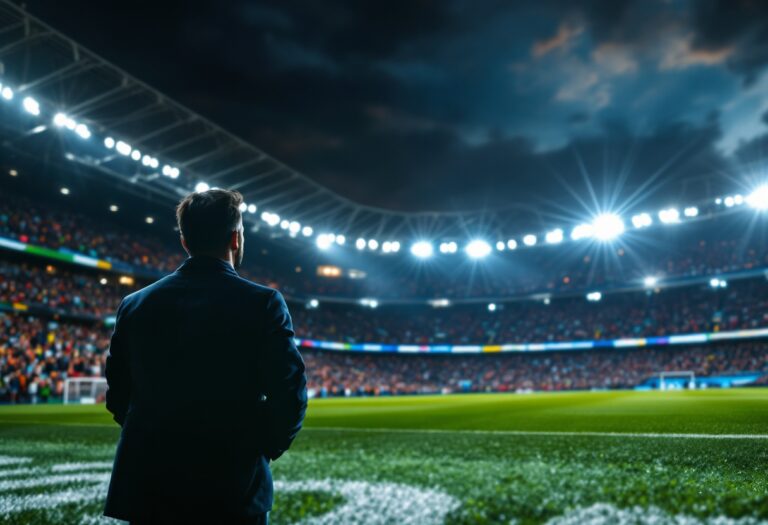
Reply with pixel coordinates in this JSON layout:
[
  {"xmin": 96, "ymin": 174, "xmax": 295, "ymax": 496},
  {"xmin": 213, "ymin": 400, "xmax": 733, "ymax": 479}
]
[
  {"xmin": 105, "ymin": 299, "xmax": 130, "ymax": 426},
  {"xmin": 262, "ymin": 290, "xmax": 308, "ymax": 460}
]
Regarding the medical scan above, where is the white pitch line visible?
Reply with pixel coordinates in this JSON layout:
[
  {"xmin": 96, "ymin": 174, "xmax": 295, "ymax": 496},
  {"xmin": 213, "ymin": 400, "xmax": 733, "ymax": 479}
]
[{"xmin": 305, "ymin": 426, "xmax": 768, "ymax": 440}]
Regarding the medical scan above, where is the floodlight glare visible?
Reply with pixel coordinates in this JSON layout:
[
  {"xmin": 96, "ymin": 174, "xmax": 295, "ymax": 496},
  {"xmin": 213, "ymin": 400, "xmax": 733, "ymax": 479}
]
[
  {"xmin": 390, "ymin": 241, "xmax": 401, "ymax": 252},
  {"xmin": 280, "ymin": 220, "xmax": 290, "ymax": 230},
  {"xmin": 367, "ymin": 239, "xmax": 379, "ymax": 250},
  {"xmin": 643, "ymin": 276, "xmax": 658, "ymax": 288},
  {"xmin": 60, "ymin": 187, "xmax": 70, "ymax": 195},
  {"xmin": 411, "ymin": 241, "xmax": 434, "ymax": 258},
  {"xmin": 104, "ymin": 137, "xmax": 115, "ymax": 149},
  {"xmin": 592, "ymin": 214, "xmax": 624, "ymax": 241},
  {"xmin": 336, "ymin": 234, "xmax": 346, "ymax": 245},
  {"xmin": 487, "ymin": 303, "xmax": 497, "ymax": 312},
  {"xmin": 684, "ymin": 206, "xmax": 699, "ymax": 217},
  {"xmin": 631, "ymin": 213, "xmax": 652, "ymax": 228},
  {"xmin": 22, "ymin": 96, "xmax": 40, "ymax": 116},
  {"xmin": 356, "ymin": 238, "xmax": 366, "ymax": 250},
  {"xmin": 439, "ymin": 242, "xmax": 457, "ymax": 254},
  {"xmin": 289, "ymin": 221, "xmax": 301, "ymax": 234},
  {"xmin": 724, "ymin": 196, "xmax": 735, "ymax": 208},
  {"xmin": 109, "ymin": 205, "xmax": 119, "ymax": 212},
  {"xmin": 523, "ymin": 234, "xmax": 537, "ymax": 246},
  {"xmin": 302, "ymin": 226, "xmax": 313, "ymax": 236},
  {"xmin": 238, "ymin": 202, "xmax": 248, "ymax": 212},
  {"xmin": 747, "ymin": 185, "xmax": 768, "ymax": 210},
  {"xmin": 545, "ymin": 228, "xmax": 564, "ymax": 244},
  {"xmin": 586, "ymin": 291, "xmax": 602, "ymax": 302},
  {"xmin": 1, "ymin": 86, "xmax": 13, "ymax": 100},
  {"xmin": 496, "ymin": 241, "xmax": 505, "ymax": 251},
  {"xmin": 466, "ymin": 240, "xmax": 492, "ymax": 258},
  {"xmin": 248, "ymin": 204, "xmax": 257, "ymax": 214},
  {"xmin": 195, "ymin": 182, "xmax": 210, "ymax": 193},
  {"xmin": 130, "ymin": 149, "xmax": 141, "ymax": 161},
  {"xmin": 507, "ymin": 239, "xmax": 517, "ymax": 250},
  {"xmin": 658, "ymin": 208, "xmax": 680, "ymax": 224}
]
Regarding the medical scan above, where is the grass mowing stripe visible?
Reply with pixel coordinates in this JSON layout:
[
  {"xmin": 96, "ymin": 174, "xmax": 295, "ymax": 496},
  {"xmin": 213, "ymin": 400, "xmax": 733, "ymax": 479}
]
[{"xmin": 305, "ymin": 426, "xmax": 768, "ymax": 440}]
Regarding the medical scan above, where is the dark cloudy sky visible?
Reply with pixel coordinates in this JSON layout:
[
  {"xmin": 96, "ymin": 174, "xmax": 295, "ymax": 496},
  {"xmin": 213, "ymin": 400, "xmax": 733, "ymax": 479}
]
[{"xmin": 26, "ymin": 0, "xmax": 768, "ymax": 213}]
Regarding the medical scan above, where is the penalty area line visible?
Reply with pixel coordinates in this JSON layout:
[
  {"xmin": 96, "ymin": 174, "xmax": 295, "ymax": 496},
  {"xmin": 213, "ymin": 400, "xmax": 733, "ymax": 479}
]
[{"xmin": 304, "ymin": 426, "xmax": 768, "ymax": 440}]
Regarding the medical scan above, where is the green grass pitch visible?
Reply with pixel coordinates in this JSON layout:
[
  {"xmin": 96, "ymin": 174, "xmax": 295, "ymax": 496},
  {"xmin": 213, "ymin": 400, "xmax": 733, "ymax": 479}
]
[{"xmin": 0, "ymin": 389, "xmax": 766, "ymax": 524}]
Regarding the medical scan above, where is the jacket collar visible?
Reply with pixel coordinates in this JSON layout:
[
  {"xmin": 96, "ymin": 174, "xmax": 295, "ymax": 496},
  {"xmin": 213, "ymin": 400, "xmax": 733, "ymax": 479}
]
[{"xmin": 176, "ymin": 256, "xmax": 239, "ymax": 277}]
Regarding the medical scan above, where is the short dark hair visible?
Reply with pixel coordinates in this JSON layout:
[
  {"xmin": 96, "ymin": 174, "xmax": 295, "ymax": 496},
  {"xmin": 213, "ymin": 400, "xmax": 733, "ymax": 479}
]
[{"xmin": 176, "ymin": 189, "xmax": 244, "ymax": 254}]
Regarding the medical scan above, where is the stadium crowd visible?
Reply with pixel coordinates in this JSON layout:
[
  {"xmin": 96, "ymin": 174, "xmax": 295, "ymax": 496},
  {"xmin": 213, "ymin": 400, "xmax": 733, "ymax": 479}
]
[
  {"xmin": 1, "ymin": 310, "xmax": 764, "ymax": 403},
  {"xmin": 293, "ymin": 278, "xmax": 768, "ymax": 344},
  {"xmin": 2, "ymin": 258, "xmax": 768, "ymax": 344},
  {"xmin": 2, "ymin": 189, "xmax": 768, "ymax": 299}
]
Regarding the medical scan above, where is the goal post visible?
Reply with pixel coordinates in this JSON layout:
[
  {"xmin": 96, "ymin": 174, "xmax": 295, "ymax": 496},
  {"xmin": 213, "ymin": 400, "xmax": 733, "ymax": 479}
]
[
  {"xmin": 63, "ymin": 377, "xmax": 108, "ymax": 404},
  {"xmin": 658, "ymin": 370, "xmax": 696, "ymax": 391}
]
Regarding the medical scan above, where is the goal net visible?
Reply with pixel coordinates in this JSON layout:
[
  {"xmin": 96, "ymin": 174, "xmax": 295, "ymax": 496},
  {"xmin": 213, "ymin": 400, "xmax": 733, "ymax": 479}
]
[
  {"xmin": 63, "ymin": 378, "xmax": 108, "ymax": 404},
  {"xmin": 658, "ymin": 370, "xmax": 696, "ymax": 391}
]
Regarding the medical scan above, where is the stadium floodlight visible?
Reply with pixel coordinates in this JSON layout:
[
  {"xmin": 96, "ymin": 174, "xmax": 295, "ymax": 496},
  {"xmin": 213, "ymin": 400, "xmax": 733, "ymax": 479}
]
[
  {"xmin": 280, "ymin": 220, "xmax": 290, "ymax": 230},
  {"xmin": 130, "ymin": 149, "xmax": 141, "ymax": 161},
  {"xmin": 289, "ymin": 221, "xmax": 301, "ymax": 234},
  {"xmin": 1, "ymin": 86, "xmax": 13, "ymax": 100},
  {"xmin": 109, "ymin": 205, "xmax": 119, "ymax": 212},
  {"xmin": 356, "ymin": 238, "xmax": 366, "ymax": 250},
  {"xmin": 74, "ymin": 124, "xmax": 91, "ymax": 139},
  {"xmin": 734, "ymin": 194, "xmax": 744, "ymax": 205},
  {"xmin": 302, "ymin": 226, "xmax": 313, "ymax": 236},
  {"xmin": 390, "ymin": 241, "xmax": 401, "ymax": 253},
  {"xmin": 162, "ymin": 165, "xmax": 173, "ymax": 176},
  {"xmin": 658, "ymin": 208, "xmax": 680, "ymax": 224},
  {"xmin": 487, "ymin": 303, "xmax": 497, "ymax": 312},
  {"xmin": 307, "ymin": 299, "xmax": 319, "ymax": 309},
  {"xmin": 496, "ymin": 241, "xmax": 505, "ymax": 251},
  {"xmin": 60, "ymin": 187, "xmax": 70, "ymax": 195},
  {"xmin": 439, "ymin": 241, "xmax": 457, "ymax": 254},
  {"xmin": 141, "ymin": 155, "xmax": 152, "ymax": 166},
  {"xmin": 411, "ymin": 241, "xmax": 434, "ymax": 258},
  {"xmin": 507, "ymin": 239, "xmax": 517, "ymax": 250},
  {"xmin": 360, "ymin": 298, "xmax": 379, "ymax": 308},
  {"xmin": 684, "ymin": 206, "xmax": 699, "ymax": 218},
  {"xmin": 746, "ymin": 185, "xmax": 768, "ymax": 210},
  {"xmin": 195, "ymin": 182, "xmax": 210, "ymax": 193},
  {"xmin": 545, "ymin": 228, "xmax": 564, "ymax": 244},
  {"xmin": 466, "ymin": 240, "xmax": 492, "ymax": 259},
  {"xmin": 429, "ymin": 298, "xmax": 451, "ymax": 308},
  {"xmin": 53, "ymin": 113, "xmax": 68, "ymax": 127},
  {"xmin": 523, "ymin": 234, "xmax": 537, "ymax": 247},
  {"xmin": 336, "ymin": 234, "xmax": 346, "ymax": 245},
  {"xmin": 382, "ymin": 241, "xmax": 392, "ymax": 253},
  {"xmin": 248, "ymin": 204, "xmax": 258, "ymax": 214},
  {"xmin": 592, "ymin": 213, "xmax": 624, "ymax": 241},
  {"xmin": 367, "ymin": 239, "xmax": 379, "ymax": 250},
  {"xmin": 115, "ymin": 141, "xmax": 132, "ymax": 156},
  {"xmin": 715, "ymin": 197, "xmax": 723, "ymax": 205},
  {"xmin": 586, "ymin": 291, "xmax": 602, "ymax": 302},
  {"xmin": 238, "ymin": 202, "xmax": 248, "ymax": 212},
  {"xmin": 724, "ymin": 196, "xmax": 735, "ymax": 208},
  {"xmin": 643, "ymin": 276, "xmax": 658, "ymax": 288},
  {"xmin": 631, "ymin": 212, "xmax": 652, "ymax": 229},
  {"xmin": 22, "ymin": 96, "xmax": 40, "ymax": 116},
  {"xmin": 104, "ymin": 137, "xmax": 115, "ymax": 149},
  {"xmin": 150, "ymin": 158, "xmax": 160, "ymax": 169},
  {"xmin": 316, "ymin": 234, "xmax": 333, "ymax": 250},
  {"xmin": 145, "ymin": 216, "xmax": 154, "ymax": 224},
  {"xmin": 570, "ymin": 223, "xmax": 593, "ymax": 240},
  {"xmin": 710, "ymin": 278, "xmax": 727, "ymax": 289}
]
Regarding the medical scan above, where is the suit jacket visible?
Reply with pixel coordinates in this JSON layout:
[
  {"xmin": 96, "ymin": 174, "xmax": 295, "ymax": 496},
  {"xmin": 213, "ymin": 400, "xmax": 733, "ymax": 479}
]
[{"xmin": 103, "ymin": 256, "xmax": 307, "ymax": 523}]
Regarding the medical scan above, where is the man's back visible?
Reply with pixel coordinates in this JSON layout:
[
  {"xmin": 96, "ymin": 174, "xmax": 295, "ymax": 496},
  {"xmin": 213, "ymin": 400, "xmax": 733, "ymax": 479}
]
[{"xmin": 104, "ymin": 256, "xmax": 307, "ymax": 523}]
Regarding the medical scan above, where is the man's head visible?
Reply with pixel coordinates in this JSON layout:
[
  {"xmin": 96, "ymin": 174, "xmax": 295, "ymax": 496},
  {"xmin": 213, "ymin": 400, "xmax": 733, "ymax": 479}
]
[{"xmin": 176, "ymin": 189, "xmax": 245, "ymax": 267}]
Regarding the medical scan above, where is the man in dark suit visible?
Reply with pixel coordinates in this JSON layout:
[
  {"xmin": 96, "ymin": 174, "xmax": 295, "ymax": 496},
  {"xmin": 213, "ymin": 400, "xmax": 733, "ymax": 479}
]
[{"xmin": 104, "ymin": 189, "xmax": 307, "ymax": 524}]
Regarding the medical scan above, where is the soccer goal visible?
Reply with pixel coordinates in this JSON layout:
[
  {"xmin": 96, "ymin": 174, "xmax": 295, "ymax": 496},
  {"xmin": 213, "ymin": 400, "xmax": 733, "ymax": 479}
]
[
  {"xmin": 658, "ymin": 371, "xmax": 696, "ymax": 391},
  {"xmin": 63, "ymin": 378, "xmax": 108, "ymax": 404}
]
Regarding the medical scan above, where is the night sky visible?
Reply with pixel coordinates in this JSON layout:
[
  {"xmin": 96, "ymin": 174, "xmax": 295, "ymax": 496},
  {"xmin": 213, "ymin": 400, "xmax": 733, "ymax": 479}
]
[{"xmin": 24, "ymin": 0, "xmax": 768, "ymax": 214}]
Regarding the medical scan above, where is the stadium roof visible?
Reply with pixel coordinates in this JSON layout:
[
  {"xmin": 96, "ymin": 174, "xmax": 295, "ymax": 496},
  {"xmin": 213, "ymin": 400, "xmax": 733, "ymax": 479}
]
[{"xmin": 0, "ymin": 0, "xmax": 522, "ymax": 241}]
